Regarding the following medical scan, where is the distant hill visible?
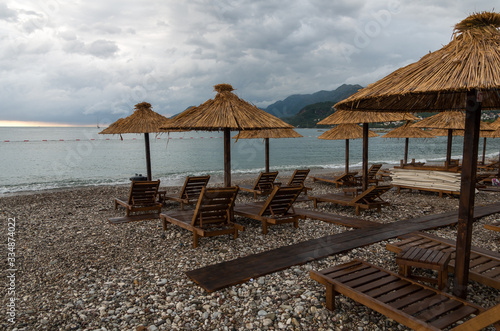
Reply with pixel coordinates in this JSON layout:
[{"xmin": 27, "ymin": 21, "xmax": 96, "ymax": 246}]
[
  {"xmin": 283, "ymin": 101, "xmax": 337, "ymax": 128},
  {"xmin": 265, "ymin": 84, "xmax": 362, "ymax": 118}
]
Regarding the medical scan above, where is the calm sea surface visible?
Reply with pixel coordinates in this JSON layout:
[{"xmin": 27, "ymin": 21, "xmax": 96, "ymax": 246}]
[{"xmin": 1, "ymin": 127, "xmax": 499, "ymax": 195}]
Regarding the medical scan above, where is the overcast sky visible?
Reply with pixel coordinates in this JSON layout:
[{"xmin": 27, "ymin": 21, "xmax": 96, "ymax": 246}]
[{"xmin": 0, "ymin": 1, "xmax": 495, "ymax": 126}]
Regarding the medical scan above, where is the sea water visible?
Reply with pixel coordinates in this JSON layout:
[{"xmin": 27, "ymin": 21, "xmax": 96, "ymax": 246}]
[{"xmin": 1, "ymin": 127, "xmax": 499, "ymax": 195}]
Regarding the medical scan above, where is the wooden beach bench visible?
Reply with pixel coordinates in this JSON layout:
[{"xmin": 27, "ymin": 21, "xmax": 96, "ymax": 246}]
[
  {"xmin": 354, "ymin": 163, "xmax": 383, "ymax": 185},
  {"xmin": 239, "ymin": 171, "xmax": 279, "ymax": 199},
  {"xmin": 309, "ymin": 185, "xmax": 392, "ymax": 216},
  {"xmin": 386, "ymin": 232, "xmax": 500, "ymax": 290},
  {"xmin": 275, "ymin": 169, "xmax": 312, "ymax": 199},
  {"xmin": 111, "ymin": 180, "xmax": 162, "ymax": 223},
  {"xmin": 160, "ymin": 186, "xmax": 243, "ymax": 248},
  {"xmin": 159, "ymin": 175, "xmax": 210, "ymax": 210},
  {"xmin": 311, "ymin": 259, "xmax": 500, "ymax": 330},
  {"xmin": 234, "ymin": 185, "xmax": 303, "ymax": 234},
  {"xmin": 311, "ymin": 171, "xmax": 358, "ymax": 188}
]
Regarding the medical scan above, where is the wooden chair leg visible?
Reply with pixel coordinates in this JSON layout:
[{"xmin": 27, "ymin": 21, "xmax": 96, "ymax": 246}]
[
  {"xmin": 233, "ymin": 228, "xmax": 238, "ymax": 239},
  {"xmin": 325, "ymin": 284, "xmax": 336, "ymax": 311},
  {"xmin": 193, "ymin": 232, "xmax": 199, "ymax": 248},
  {"xmin": 355, "ymin": 206, "xmax": 360, "ymax": 216},
  {"xmin": 162, "ymin": 219, "xmax": 168, "ymax": 231},
  {"xmin": 180, "ymin": 202, "xmax": 185, "ymax": 211},
  {"xmin": 294, "ymin": 219, "xmax": 299, "ymax": 229},
  {"xmin": 262, "ymin": 221, "xmax": 268, "ymax": 234}
]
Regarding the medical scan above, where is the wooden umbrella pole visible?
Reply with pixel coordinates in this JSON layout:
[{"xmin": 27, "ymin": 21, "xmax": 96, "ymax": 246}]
[
  {"xmin": 265, "ymin": 138, "xmax": 270, "ymax": 173},
  {"xmin": 482, "ymin": 137, "xmax": 487, "ymax": 165},
  {"xmin": 144, "ymin": 133, "xmax": 152, "ymax": 181},
  {"xmin": 224, "ymin": 128, "xmax": 231, "ymax": 187},
  {"xmin": 404, "ymin": 137, "xmax": 409, "ymax": 164},
  {"xmin": 453, "ymin": 90, "xmax": 481, "ymax": 299},
  {"xmin": 345, "ymin": 139, "xmax": 349, "ymax": 173},
  {"xmin": 362, "ymin": 123, "xmax": 369, "ymax": 191},
  {"xmin": 446, "ymin": 129, "xmax": 453, "ymax": 167}
]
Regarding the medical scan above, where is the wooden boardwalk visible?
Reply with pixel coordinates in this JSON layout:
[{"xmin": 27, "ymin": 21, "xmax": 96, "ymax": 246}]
[{"xmin": 186, "ymin": 203, "xmax": 500, "ymax": 292}]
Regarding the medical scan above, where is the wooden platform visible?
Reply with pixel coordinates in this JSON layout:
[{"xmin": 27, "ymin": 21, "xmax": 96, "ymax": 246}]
[
  {"xmin": 186, "ymin": 203, "xmax": 500, "ymax": 292},
  {"xmin": 294, "ymin": 208, "xmax": 378, "ymax": 229}
]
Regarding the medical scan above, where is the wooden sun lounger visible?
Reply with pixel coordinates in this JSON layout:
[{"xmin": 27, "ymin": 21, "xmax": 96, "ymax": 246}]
[
  {"xmin": 386, "ymin": 232, "xmax": 500, "ymax": 290},
  {"xmin": 478, "ymin": 160, "xmax": 499, "ymax": 171},
  {"xmin": 112, "ymin": 180, "xmax": 162, "ymax": 223},
  {"xmin": 354, "ymin": 163, "xmax": 383, "ymax": 185},
  {"xmin": 159, "ymin": 175, "xmax": 210, "ymax": 210},
  {"xmin": 234, "ymin": 185, "xmax": 303, "ymax": 234},
  {"xmin": 160, "ymin": 186, "xmax": 243, "ymax": 248},
  {"xmin": 311, "ymin": 259, "xmax": 500, "ymax": 331},
  {"xmin": 309, "ymin": 185, "xmax": 392, "ymax": 215},
  {"xmin": 311, "ymin": 171, "xmax": 358, "ymax": 188},
  {"xmin": 239, "ymin": 171, "xmax": 279, "ymax": 199}
]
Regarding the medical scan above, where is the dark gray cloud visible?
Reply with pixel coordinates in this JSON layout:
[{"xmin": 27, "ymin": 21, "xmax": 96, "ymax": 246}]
[{"xmin": 0, "ymin": 0, "xmax": 496, "ymax": 125}]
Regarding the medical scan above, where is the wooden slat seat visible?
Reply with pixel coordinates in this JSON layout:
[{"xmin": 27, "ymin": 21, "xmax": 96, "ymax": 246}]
[
  {"xmin": 386, "ymin": 232, "xmax": 500, "ymax": 290},
  {"xmin": 160, "ymin": 186, "xmax": 243, "ymax": 248},
  {"xmin": 234, "ymin": 185, "xmax": 303, "ymax": 234},
  {"xmin": 159, "ymin": 175, "xmax": 210, "ymax": 210},
  {"xmin": 309, "ymin": 185, "xmax": 392, "ymax": 215},
  {"xmin": 239, "ymin": 171, "xmax": 279, "ymax": 199},
  {"xmin": 311, "ymin": 259, "xmax": 500, "ymax": 330},
  {"xmin": 310, "ymin": 171, "xmax": 358, "ymax": 188},
  {"xmin": 113, "ymin": 180, "xmax": 162, "ymax": 218}
]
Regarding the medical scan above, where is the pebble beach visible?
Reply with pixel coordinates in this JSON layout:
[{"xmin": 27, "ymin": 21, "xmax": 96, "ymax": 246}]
[{"xmin": 1, "ymin": 169, "xmax": 500, "ymax": 331}]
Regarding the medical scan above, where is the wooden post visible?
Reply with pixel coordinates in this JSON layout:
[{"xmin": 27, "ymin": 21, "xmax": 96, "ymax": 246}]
[
  {"xmin": 453, "ymin": 90, "xmax": 481, "ymax": 299},
  {"xmin": 362, "ymin": 123, "xmax": 369, "ymax": 191},
  {"xmin": 446, "ymin": 129, "xmax": 453, "ymax": 167},
  {"xmin": 265, "ymin": 138, "xmax": 270, "ymax": 173},
  {"xmin": 144, "ymin": 132, "xmax": 152, "ymax": 181},
  {"xmin": 481, "ymin": 137, "xmax": 486, "ymax": 165},
  {"xmin": 404, "ymin": 137, "xmax": 409, "ymax": 164},
  {"xmin": 345, "ymin": 139, "xmax": 349, "ymax": 173},
  {"xmin": 224, "ymin": 128, "xmax": 231, "ymax": 187}
]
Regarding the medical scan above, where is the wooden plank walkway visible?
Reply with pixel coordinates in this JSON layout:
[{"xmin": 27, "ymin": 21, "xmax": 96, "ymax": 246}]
[
  {"xmin": 294, "ymin": 208, "xmax": 378, "ymax": 229},
  {"xmin": 186, "ymin": 203, "xmax": 500, "ymax": 292}
]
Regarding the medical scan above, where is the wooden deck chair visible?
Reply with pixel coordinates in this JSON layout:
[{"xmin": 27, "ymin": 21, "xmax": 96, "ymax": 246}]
[
  {"xmin": 311, "ymin": 171, "xmax": 358, "ymax": 188},
  {"xmin": 311, "ymin": 259, "xmax": 500, "ymax": 330},
  {"xmin": 234, "ymin": 185, "xmax": 303, "ymax": 234},
  {"xmin": 309, "ymin": 185, "xmax": 392, "ymax": 215},
  {"xmin": 160, "ymin": 186, "xmax": 244, "ymax": 248},
  {"xmin": 478, "ymin": 160, "xmax": 499, "ymax": 171},
  {"xmin": 276, "ymin": 169, "xmax": 311, "ymax": 195},
  {"xmin": 111, "ymin": 180, "xmax": 162, "ymax": 223},
  {"xmin": 160, "ymin": 175, "xmax": 210, "ymax": 210},
  {"xmin": 354, "ymin": 163, "xmax": 383, "ymax": 185},
  {"xmin": 239, "ymin": 171, "xmax": 279, "ymax": 199}
]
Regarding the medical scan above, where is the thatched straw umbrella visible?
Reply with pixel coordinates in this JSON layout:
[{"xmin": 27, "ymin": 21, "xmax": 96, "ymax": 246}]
[
  {"xmin": 334, "ymin": 11, "xmax": 500, "ymax": 298},
  {"xmin": 381, "ymin": 121, "xmax": 435, "ymax": 164},
  {"xmin": 412, "ymin": 111, "xmax": 493, "ymax": 167},
  {"xmin": 159, "ymin": 84, "xmax": 293, "ymax": 186},
  {"xmin": 318, "ymin": 110, "xmax": 417, "ymax": 190},
  {"xmin": 99, "ymin": 102, "xmax": 171, "ymax": 181},
  {"xmin": 233, "ymin": 129, "xmax": 302, "ymax": 172},
  {"xmin": 428, "ymin": 121, "xmax": 495, "ymax": 165},
  {"xmin": 318, "ymin": 124, "xmax": 378, "ymax": 174}
]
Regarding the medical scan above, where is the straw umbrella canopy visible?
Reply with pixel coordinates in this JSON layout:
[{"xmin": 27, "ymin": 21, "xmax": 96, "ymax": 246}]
[
  {"xmin": 233, "ymin": 129, "xmax": 302, "ymax": 173},
  {"xmin": 334, "ymin": 11, "xmax": 500, "ymax": 298},
  {"xmin": 318, "ymin": 110, "xmax": 417, "ymax": 190},
  {"xmin": 318, "ymin": 123, "xmax": 378, "ymax": 174},
  {"xmin": 381, "ymin": 121, "xmax": 435, "ymax": 164},
  {"xmin": 99, "ymin": 102, "xmax": 171, "ymax": 181},
  {"xmin": 159, "ymin": 84, "xmax": 293, "ymax": 186}
]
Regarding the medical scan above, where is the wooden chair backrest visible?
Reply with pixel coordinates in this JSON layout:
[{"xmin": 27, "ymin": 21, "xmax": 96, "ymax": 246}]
[
  {"xmin": 191, "ymin": 186, "xmax": 239, "ymax": 228},
  {"xmin": 367, "ymin": 164, "xmax": 383, "ymax": 179},
  {"xmin": 179, "ymin": 175, "xmax": 210, "ymax": 200},
  {"xmin": 128, "ymin": 180, "xmax": 160, "ymax": 206},
  {"xmin": 259, "ymin": 185, "xmax": 302, "ymax": 218},
  {"xmin": 253, "ymin": 171, "xmax": 279, "ymax": 191},
  {"xmin": 287, "ymin": 169, "xmax": 310, "ymax": 187},
  {"xmin": 352, "ymin": 185, "xmax": 392, "ymax": 204}
]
